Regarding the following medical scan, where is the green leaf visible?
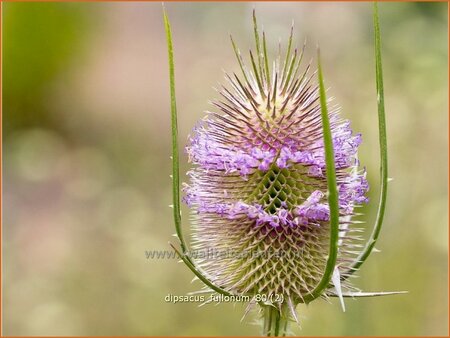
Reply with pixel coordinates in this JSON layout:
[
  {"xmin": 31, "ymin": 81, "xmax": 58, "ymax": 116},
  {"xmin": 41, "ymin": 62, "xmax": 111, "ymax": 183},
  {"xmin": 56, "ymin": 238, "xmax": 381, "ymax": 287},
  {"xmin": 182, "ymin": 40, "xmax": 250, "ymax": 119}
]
[
  {"xmin": 302, "ymin": 48, "xmax": 340, "ymax": 304},
  {"xmin": 344, "ymin": 1, "xmax": 388, "ymax": 279}
]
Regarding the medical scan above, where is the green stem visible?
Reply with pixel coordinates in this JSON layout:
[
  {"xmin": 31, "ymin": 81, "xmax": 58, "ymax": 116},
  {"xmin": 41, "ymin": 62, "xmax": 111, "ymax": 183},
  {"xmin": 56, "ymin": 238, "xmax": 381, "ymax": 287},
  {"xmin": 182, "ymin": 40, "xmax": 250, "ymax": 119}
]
[{"xmin": 262, "ymin": 306, "xmax": 289, "ymax": 337}]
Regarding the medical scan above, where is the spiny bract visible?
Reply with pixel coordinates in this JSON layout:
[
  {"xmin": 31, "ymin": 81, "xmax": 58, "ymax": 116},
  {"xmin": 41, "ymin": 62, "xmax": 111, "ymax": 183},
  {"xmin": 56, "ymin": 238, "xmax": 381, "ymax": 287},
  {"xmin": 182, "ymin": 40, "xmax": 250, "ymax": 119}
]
[{"xmin": 183, "ymin": 16, "xmax": 369, "ymax": 312}]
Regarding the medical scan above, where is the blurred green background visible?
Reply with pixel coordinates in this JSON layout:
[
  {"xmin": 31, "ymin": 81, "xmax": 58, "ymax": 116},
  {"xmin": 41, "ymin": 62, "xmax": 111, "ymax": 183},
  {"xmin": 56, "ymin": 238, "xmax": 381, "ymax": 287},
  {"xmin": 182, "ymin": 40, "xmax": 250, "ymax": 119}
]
[{"xmin": 3, "ymin": 2, "xmax": 448, "ymax": 336}]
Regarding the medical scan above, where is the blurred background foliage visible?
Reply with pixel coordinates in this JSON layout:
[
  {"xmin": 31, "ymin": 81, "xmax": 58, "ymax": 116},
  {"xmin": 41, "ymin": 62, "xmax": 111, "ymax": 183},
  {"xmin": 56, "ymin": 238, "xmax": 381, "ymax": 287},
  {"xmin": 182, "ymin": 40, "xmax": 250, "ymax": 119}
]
[{"xmin": 3, "ymin": 2, "xmax": 448, "ymax": 336}]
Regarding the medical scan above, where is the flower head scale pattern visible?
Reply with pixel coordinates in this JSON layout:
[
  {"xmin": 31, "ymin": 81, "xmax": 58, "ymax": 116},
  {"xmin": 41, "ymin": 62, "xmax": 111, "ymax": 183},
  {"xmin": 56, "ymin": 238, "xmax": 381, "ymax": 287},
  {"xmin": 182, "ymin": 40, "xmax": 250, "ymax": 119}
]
[{"xmin": 182, "ymin": 20, "xmax": 369, "ymax": 310}]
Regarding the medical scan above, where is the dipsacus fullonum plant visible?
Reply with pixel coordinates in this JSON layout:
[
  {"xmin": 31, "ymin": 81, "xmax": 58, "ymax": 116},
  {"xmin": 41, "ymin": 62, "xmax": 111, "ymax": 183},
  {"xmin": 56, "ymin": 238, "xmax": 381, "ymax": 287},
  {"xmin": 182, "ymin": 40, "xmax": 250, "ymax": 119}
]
[
  {"xmin": 164, "ymin": 4, "xmax": 404, "ymax": 336},
  {"xmin": 184, "ymin": 19, "xmax": 368, "ymax": 312}
]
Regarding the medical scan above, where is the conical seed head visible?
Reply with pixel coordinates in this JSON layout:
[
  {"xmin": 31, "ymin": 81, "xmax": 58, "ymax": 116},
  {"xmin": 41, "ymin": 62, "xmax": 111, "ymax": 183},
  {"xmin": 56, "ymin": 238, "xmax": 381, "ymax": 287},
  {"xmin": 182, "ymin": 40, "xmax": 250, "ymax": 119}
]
[{"xmin": 183, "ymin": 24, "xmax": 368, "ymax": 307}]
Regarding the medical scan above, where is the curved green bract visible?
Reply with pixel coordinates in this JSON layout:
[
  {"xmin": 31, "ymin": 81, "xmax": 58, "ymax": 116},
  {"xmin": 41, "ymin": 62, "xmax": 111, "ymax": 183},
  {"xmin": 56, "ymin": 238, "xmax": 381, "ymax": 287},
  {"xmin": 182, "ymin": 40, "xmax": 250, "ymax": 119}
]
[
  {"xmin": 302, "ymin": 49, "xmax": 340, "ymax": 304},
  {"xmin": 343, "ymin": 2, "xmax": 388, "ymax": 279},
  {"xmin": 328, "ymin": 290, "xmax": 407, "ymax": 298},
  {"xmin": 163, "ymin": 9, "xmax": 185, "ymax": 254},
  {"xmin": 164, "ymin": 8, "xmax": 233, "ymax": 298}
]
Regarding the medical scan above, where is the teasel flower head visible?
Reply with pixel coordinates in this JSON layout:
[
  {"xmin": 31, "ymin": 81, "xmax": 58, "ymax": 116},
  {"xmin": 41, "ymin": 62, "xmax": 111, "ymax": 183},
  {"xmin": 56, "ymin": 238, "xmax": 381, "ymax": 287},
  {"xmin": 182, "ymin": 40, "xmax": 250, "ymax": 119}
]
[
  {"xmin": 182, "ymin": 12, "xmax": 370, "ymax": 317},
  {"xmin": 164, "ymin": 5, "xmax": 403, "ymax": 334}
]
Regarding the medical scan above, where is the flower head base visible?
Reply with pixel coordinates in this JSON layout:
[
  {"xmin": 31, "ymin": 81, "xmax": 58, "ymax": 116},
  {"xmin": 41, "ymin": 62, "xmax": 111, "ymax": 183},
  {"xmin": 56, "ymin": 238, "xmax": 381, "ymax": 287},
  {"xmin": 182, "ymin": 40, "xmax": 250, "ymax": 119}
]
[{"xmin": 182, "ymin": 18, "xmax": 369, "ymax": 310}]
